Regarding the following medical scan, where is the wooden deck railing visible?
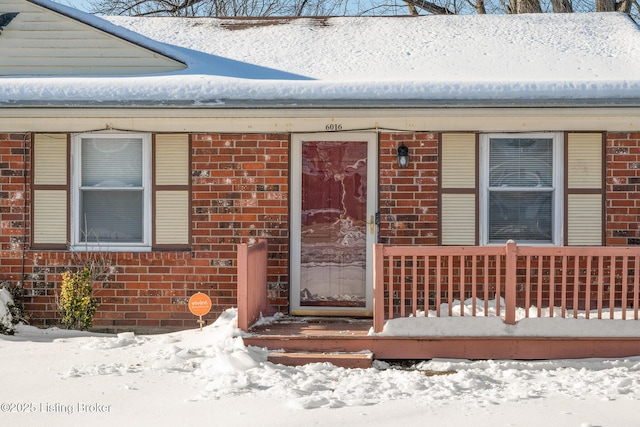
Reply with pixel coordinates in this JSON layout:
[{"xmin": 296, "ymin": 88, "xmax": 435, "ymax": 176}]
[
  {"xmin": 237, "ymin": 239, "xmax": 268, "ymax": 331},
  {"xmin": 373, "ymin": 241, "xmax": 640, "ymax": 332}
]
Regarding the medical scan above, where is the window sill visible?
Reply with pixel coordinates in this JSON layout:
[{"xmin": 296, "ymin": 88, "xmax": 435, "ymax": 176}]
[
  {"xmin": 70, "ymin": 245, "xmax": 151, "ymax": 253},
  {"xmin": 485, "ymin": 241, "xmax": 559, "ymax": 247}
]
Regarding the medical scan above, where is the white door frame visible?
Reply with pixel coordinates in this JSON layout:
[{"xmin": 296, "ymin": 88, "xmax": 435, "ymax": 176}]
[{"xmin": 290, "ymin": 132, "xmax": 378, "ymax": 316}]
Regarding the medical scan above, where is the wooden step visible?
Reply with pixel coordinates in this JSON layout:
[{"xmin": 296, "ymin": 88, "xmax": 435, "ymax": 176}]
[{"xmin": 268, "ymin": 351, "xmax": 373, "ymax": 369}]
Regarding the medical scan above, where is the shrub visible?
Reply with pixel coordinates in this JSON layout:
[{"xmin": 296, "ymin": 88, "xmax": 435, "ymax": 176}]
[
  {"xmin": 59, "ymin": 268, "xmax": 98, "ymax": 330},
  {"xmin": 0, "ymin": 283, "xmax": 29, "ymax": 335}
]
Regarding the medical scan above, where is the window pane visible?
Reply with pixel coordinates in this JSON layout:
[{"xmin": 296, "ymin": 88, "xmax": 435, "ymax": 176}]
[
  {"xmin": 80, "ymin": 190, "xmax": 143, "ymax": 243},
  {"xmin": 490, "ymin": 138, "xmax": 552, "ymax": 187},
  {"xmin": 489, "ymin": 192, "xmax": 552, "ymax": 242},
  {"xmin": 82, "ymin": 138, "xmax": 142, "ymax": 187}
]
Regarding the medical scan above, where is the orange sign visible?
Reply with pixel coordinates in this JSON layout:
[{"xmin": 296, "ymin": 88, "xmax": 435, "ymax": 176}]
[{"xmin": 188, "ymin": 292, "xmax": 212, "ymax": 316}]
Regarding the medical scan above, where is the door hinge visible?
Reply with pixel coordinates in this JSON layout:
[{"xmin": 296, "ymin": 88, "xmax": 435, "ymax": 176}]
[{"xmin": 370, "ymin": 213, "xmax": 380, "ymax": 235}]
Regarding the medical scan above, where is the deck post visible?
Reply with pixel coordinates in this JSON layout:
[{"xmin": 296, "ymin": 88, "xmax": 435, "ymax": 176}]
[
  {"xmin": 236, "ymin": 239, "xmax": 268, "ymax": 332},
  {"xmin": 505, "ymin": 240, "xmax": 517, "ymax": 325},
  {"xmin": 237, "ymin": 243, "xmax": 249, "ymax": 331},
  {"xmin": 373, "ymin": 243, "xmax": 385, "ymax": 333}
]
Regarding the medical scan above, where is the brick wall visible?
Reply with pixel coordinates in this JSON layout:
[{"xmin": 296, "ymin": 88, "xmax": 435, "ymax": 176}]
[
  {"xmin": 606, "ymin": 132, "xmax": 640, "ymax": 245},
  {"xmin": 0, "ymin": 133, "xmax": 30, "ymax": 293},
  {"xmin": 378, "ymin": 132, "xmax": 439, "ymax": 246},
  {"xmin": 2, "ymin": 130, "xmax": 638, "ymax": 330},
  {"xmin": 0, "ymin": 133, "xmax": 290, "ymax": 331},
  {"xmin": 190, "ymin": 133, "xmax": 290, "ymax": 316}
]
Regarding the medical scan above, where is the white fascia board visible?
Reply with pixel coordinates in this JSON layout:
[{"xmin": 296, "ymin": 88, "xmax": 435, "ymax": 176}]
[{"xmin": 0, "ymin": 106, "xmax": 639, "ymax": 134}]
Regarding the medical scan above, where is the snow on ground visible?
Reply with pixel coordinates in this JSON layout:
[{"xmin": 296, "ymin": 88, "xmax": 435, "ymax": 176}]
[{"xmin": 2, "ymin": 308, "xmax": 640, "ymax": 427}]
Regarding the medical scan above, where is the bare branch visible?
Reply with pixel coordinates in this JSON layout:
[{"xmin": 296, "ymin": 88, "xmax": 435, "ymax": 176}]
[
  {"xmin": 596, "ymin": 0, "xmax": 615, "ymax": 10},
  {"xmin": 551, "ymin": 0, "xmax": 573, "ymax": 12},
  {"xmin": 475, "ymin": 0, "xmax": 487, "ymax": 13},
  {"xmin": 403, "ymin": 0, "xmax": 455, "ymax": 14},
  {"xmin": 462, "ymin": 0, "xmax": 487, "ymax": 13},
  {"xmin": 84, "ymin": 0, "xmax": 640, "ymax": 20},
  {"xmin": 616, "ymin": 0, "xmax": 633, "ymax": 12},
  {"xmin": 404, "ymin": 0, "xmax": 421, "ymax": 14}
]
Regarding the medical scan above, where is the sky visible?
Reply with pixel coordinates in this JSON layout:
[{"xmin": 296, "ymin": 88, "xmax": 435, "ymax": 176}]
[{"xmin": 58, "ymin": 0, "xmax": 90, "ymax": 12}]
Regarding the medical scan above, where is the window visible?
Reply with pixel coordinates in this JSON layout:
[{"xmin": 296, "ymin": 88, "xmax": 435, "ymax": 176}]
[
  {"xmin": 480, "ymin": 133, "xmax": 563, "ymax": 245},
  {"xmin": 71, "ymin": 133, "xmax": 151, "ymax": 250}
]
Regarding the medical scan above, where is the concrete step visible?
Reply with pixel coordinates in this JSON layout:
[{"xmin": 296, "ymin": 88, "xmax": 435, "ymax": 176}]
[{"xmin": 268, "ymin": 351, "xmax": 373, "ymax": 369}]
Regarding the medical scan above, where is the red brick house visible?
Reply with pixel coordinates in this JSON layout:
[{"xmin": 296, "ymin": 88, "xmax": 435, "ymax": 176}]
[{"xmin": 1, "ymin": 0, "xmax": 640, "ymax": 333}]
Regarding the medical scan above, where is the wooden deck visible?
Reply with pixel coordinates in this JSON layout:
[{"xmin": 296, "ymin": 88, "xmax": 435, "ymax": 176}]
[
  {"xmin": 238, "ymin": 242, "xmax": 640, "ymax": 367},
  {"xmin": 243, "ymin": 317, "xmax": 640, "ymax": 367},
  {"xmin": 245, "ymin": 318, "xmax": 375, "ymax": 368}
]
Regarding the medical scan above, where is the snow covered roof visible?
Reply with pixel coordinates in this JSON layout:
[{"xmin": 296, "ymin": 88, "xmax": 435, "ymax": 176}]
[{"xmin": 2, "ymin": 0, "xmax": 640, "ymax": 107}]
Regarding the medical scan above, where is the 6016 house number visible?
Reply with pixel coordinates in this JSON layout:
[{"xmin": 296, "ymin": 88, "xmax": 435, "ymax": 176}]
[{"xmin": 325, "ymin": 124, "xmax": 343, "ymax": 131}]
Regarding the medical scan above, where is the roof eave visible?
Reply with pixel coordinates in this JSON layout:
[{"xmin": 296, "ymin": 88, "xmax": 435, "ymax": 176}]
[{"xmin": 2, "ymin": 97, "xmax": 640, "ymax": 109}]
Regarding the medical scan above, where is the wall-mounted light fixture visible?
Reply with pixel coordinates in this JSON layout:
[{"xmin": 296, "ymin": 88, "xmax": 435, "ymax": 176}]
[{"xmin": 397, "ymin": 143, "xmax": 409, "ymax": 169}]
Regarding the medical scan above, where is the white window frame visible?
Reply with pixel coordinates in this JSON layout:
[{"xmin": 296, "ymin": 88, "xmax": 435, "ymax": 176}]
[
  {"xmin": 70, "ymin": 133, "xmax": 152, "ymax": 251},
  {"xmin": 479, "ymin": 132, "xmax": 564, "ymax": 246}
]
